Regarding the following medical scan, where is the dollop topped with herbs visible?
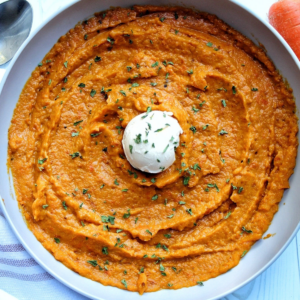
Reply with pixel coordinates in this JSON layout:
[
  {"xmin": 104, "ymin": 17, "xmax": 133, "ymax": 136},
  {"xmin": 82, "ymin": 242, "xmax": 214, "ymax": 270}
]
[
  {"xmin": 122, "ymin": 110, "xmax": 183, "ymax": 173},
  {"xmin": 8, "ymin": 5, "xmax": 297, "ymax": 295}
]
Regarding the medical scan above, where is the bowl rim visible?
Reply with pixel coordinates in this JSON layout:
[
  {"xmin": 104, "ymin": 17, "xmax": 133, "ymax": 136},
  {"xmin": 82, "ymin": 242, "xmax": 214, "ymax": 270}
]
[{"xmin": 0, "ymin": 0, "xmax": 299, "ymax": 299}]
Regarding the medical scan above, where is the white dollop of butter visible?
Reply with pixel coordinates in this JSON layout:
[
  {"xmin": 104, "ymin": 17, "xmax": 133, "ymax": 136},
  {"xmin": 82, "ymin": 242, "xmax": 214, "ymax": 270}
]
[{"xmin": 122, "ymin": 110, "xmax": 183, "ymax": 173}]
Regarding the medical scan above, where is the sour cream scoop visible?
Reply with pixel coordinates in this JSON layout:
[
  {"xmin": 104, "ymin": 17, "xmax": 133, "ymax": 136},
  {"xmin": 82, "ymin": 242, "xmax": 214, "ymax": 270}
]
[{"xmin": 122, "ymin": 110, "xmax": 183, "ymax": 173}]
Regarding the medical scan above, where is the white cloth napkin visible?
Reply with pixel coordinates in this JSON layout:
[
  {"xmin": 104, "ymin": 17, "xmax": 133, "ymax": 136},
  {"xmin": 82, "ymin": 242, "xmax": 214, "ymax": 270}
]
[{"xmin": 0, "ymin": 206, "xmax": 88, "ymax": 300}]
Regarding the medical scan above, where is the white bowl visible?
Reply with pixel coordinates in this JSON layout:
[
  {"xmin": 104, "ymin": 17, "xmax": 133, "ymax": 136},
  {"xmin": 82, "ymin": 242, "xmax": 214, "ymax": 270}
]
[{"xmin": 0, "ymin": 1, "xmax": 299, "ymax": 299}]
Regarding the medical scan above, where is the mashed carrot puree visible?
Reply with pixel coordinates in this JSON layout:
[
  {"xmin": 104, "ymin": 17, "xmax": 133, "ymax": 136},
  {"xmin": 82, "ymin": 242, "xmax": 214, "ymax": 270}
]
[{"xmin": 8, "ymin": 5, "xmax": 298, "ymax": 293}]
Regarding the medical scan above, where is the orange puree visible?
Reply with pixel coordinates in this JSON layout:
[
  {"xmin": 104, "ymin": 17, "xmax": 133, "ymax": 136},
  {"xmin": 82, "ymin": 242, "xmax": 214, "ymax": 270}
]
[{"xmin": 8, "ymin": 5, "xmax": 298, "ymax": 294}]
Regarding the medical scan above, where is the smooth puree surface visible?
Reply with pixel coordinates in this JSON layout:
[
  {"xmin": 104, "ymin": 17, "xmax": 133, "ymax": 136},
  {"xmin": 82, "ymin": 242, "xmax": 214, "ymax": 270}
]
[{"xmin": 8, "ymin": 5, "xmax": 298, "ymax": 294}]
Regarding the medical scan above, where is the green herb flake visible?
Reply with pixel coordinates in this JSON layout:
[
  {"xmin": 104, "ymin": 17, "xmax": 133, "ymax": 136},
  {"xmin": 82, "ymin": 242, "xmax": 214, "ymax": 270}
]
[
  {"xmin": 90, "ymin": 89, "xmax": 96, "ymax": 97},
  {"xmin": 121, "ymin": 279, "xmax": 128, "ymax": 289},
  {"xmin": 186, "ymin": 208, "xmax": 193, "ymax": 215},
  {"xmin": 206, "ymin": 42, "xmax": 213, "ymax": 47},
  {"xmin": 189, "ymin": 126, "xmax": 197, "ymax": 134},
  {"xmin": 242, "ymin": 226, "xmax": 253, "ymax": 234},
  {"xmin": 232, "ymin": 86, "xmax": 237, "ymax": 94},
  {"xmin": 224, "ymin": 211, "xmax": 231, "ymax": 219},
  {"xmin": 241, "ymin": 250, "xmax": 247, "ymax": 258},
  {"xmin": 94, "ymin": 56, "xmax": 101, "ymax": 62},
  {"xmin": 38, "ymin": 158, "xmax": 47, "ymax": 165},
  {"xmin": 64, "ymin": 61, "xmax": 68, "ymax": 68},
  {"xmin": 146, "ymin": 229, "xmax": 152, "ymax": 235},
  {"xmin": 54, "ymin": 237, "xmax": 60, "ymax": 244},
  {"xmin": 123, "ymin": 209, "xmax": 131, "ymax": 219},
  {"xmin": 219, "ymin": 129, "xmax": 228, "ymax": 135},
  {"xmin": 152, "ymin": 194, "xmax": 158, "ymax": 201},
  {"xmin": 102, "ymin": 247, "xmax": 109, "ymax": 255},
  {"xmin": 120, "ymin": 90, "xmax": 126, "ymax": 96}
]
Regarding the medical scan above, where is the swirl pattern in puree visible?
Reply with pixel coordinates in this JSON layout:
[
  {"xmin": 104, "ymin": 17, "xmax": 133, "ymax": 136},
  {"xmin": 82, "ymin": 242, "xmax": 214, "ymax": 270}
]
[{"xmin": 8, "ymin": 5, "xmax": 298, "ymax": 294}]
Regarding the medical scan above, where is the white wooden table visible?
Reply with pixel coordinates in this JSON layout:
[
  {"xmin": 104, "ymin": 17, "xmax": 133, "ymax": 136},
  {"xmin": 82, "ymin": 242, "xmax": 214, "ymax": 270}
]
[{"xmin": 0, "ymin": 0, "xmax": 299, "ymax": 299}]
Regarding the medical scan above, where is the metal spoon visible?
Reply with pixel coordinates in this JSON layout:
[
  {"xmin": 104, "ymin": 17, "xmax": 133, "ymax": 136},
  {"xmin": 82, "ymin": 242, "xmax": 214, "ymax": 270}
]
[{"xmin": 0, "ymin": 0, "xmax": 33, "ymax": 65}]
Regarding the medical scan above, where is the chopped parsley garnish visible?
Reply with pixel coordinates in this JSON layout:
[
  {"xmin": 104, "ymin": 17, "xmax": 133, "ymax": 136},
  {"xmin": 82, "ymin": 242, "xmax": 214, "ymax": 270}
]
[
  {"xmin": 221, "ymin": 99, "xmax": 226, "ymax": 107},
  {"xmin": 87, "ymin": 260, "xmax": 97, "ymax": 267},
  {"xmin": 101, "ymin": 216, "xmax": 115, "ymax": 225},
  {"xmin": 152, "ymin": 194, "xmax": 158, "ymax": 200},
  {"xmin": 192, "ymin": 106, "xmax": 199, "ymax": 113},
  {"xmin": 132, "ymin": 83, "xmax": 139, "ymax": 87},
  {"xmin": 189, "ymin": 126, "xmax": 197, "ymax": 134},
  {"xmin": 102, "ymin": 247, "xmax": 109, "ymax": 255},
  {"xmin": 62, "ymin": 201, "xmax": 67, "ymax": 210},
  {"xmin": 90, "ymin": 132, "xmax": 100, "ymax": 137},
  {"xmin": 186, "ymin": 208, "xmax": 193, "ymax": 215},
  {"xmin": 82, "ymin": 188, "xmax": 88, "ymax": 194},
  {"xmin": 160, "ymin": 17, "xmax": 165, "ymax": 22},
  {"xmin": 164, "ymin": 233, "xmax": 172, "ymax": 238},
  {"xmin": 150, "ymin": 82, "xmax": 157, "ymax": 87},
  {"xmin": 70, "ymin": 152, "xmax": 80, "ymax": 159},
  {"xmin": 207, "ymin": 183, "xmax": 219, "ymax": 192},
  {"xmin": 219, "ymin": 129, "xmax": 228, "ymax": 135},
  {"xmin": 199, "ymin": 101, "xmax": 206, "ymax": 107},
  {"xmin": 121, "ymin": 279, "xmax": 127, "ymax": 289},
  {"xmin": 192, "ymin": 163, "xmax": 201, "ymax": 170},
  {"xmin": 187, "ymin": 69, "xmax": 193, "ymax": 74},
  {"xmin": 251, "ymin": 88, "xmax": 258, "ymax": 91},
  {"xmin": 163, "ymin": 144, "xmax": 169, "ymax": 153},
  {"xmin": 71, "ymin": 132, "xmax": 79, "ymax": 137},
  {"xmin": 206, "ymin": 42, "xmax": 213, "ymax": 47},
  {"xmin": 197, "ymin": 281, "xmax": 204, "ymax": 286},
  {"xmin": 179, "ymin": 201, "xmax": 186, "ymax": 205},
  {"xmin": 106, "ymin": 37, "xmax": 114, "ymax": 44},
  {"xmin": 94, "ymin": 56, "xmax": 101, "ymax": 62},
  {"xmin": 151, "ymin": 61, "xmax": 159, "ymax": 67},
  {"xmin": 120, "ymin": 90, "xmax": 126, "ymax": 96},
  {"xmin": 129, "ymin": 145, "xmax": 133, "ymax": 154},
  {"xmin": 242, "ymin": 226, "xmax": 252, "ymax": 233},
  {"xmin": 54, "ymin": 238, "xmax": 60, "ymax": 244},
  {"xmin": 241, "ymin": 250, "xmax": 247, "ymax": 258},
  {"xmin": 238, "ymin": 187, "xmax": 244, "ymax": 194},
  {"xmin": 114, "ymin": 179, "xmax": 119, "ymax": 186},
  {"xmin": 146, "ymin": 229, "xmax": 152, "ymax": 235},
  {"xmin": 64, "ymin": 61, "xmax": 68, "ymax": 68},
  {"xmin": 224, "ymin": 211, "xmax": 231, "ymax": 219},
  {"xmin": 90, "ymin": 89, "xmax": 96, "ymax": 97},
  {"xmin": 38, "ymin": 158, "xmax": 47, "ymax": 165},
  {"xmin": 202, "ymin": 124, "xmax": 209, "ymax": 130},
  {"xmin": 232, "ymin": 86, "xmax": 237, "ymax": 94},
  {"xmin": 155, "ymin": 128, "xmax": 163, "ymax": 132},
  {"xmin": 42, "ymin": 204, "xmax": 49, "ymax": 209},
  {"xmin": 183, "ymin": 176, "xmax": 190, "ymax": 186},
  {"xmin": 123, "ymin": 209, "xmax": 131, "ymax": 219},
  {"xmin": 134, "ymin": 134, "xmax": 142, "ymax": 144},
  {"xmin": 78, "ymin": 83, "xmax": 85, "ymax": 88}
]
